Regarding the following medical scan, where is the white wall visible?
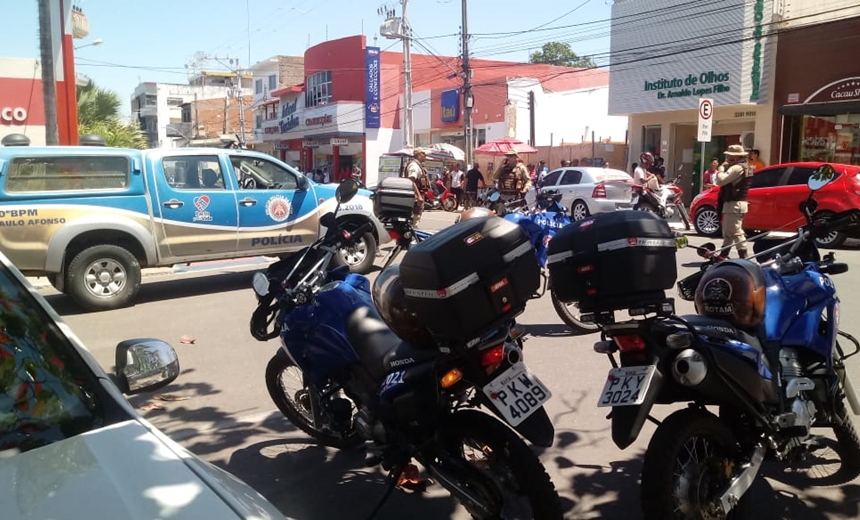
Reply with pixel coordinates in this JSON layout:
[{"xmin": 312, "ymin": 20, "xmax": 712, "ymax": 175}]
[
  {"xmin": 780, "ymin": 0, "xmax": 860, "ymax": 27},
  {"xmin": 412, "ymin": 90, "xmax": 431, "ymax": 134},
  {"xmin": 365, "ymin": 126, "xmax": 400, "ymax": 187}
]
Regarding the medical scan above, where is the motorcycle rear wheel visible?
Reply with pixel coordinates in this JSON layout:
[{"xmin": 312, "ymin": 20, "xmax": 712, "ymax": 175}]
[
  {"xmin": 437, "ymin": 410, "xmax": 562, "ymax": 520},
  {"xmin": 678, "ymin": 203, "xmax": 692, "ymax": 231},
  {"xmin": 265, "ymin": 353, "xmax": 363, "ymax": 449},
  {"xmin": 641, "ymin": 408, "xmax": 752, "ymax": 519},
  {"xmin": 550, "ymin": 289, "xmax": 599, "ymax": 335}
]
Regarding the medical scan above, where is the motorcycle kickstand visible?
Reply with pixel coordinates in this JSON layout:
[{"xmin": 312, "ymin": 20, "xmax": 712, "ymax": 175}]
[{"xmin": 363, "ymin": 462, "xmax": 407, "ymax": 520}]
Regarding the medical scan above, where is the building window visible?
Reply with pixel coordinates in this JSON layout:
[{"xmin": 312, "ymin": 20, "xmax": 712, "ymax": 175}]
[
  {"xmin": 265, "ymin": 103, "xmax": 277, "ymax": 121},
  {"xmin": 144, "ymin": 95, "xmax": 157, "ymax": 107},
  {"xmin": 181, "ymin": 107, "xmax": 191, "ymax": 123},
  {"xmin": 268, "ymin": 75, "xmax": 277, "ymax": 90},
  {"xmin": 799, "ymin": 114, "xmax": 860, "ymax": 165},
  {"xmin": 166, "ymin": 97, "xmax": 184, "ymax": 107},
  {"xmin": 255, "ymin": 114, "xmax": 263, "ymax": 129},
  {"xmin": 255, "ymin": 79, "xmax": 263, "ymax": 94},
  {"xmin": 642, "ymin": 125, "xmax": 661, "ymax": 155},
  {"xmin": 305, "ymin": 71, "xmax": 332, "ymax": 107}
]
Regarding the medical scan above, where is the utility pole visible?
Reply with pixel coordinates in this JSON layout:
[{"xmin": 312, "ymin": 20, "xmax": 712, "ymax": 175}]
[
  {"xmin": 528, "ymin": 90, "xmax": 535, "ymax": 147},
  {"xmin": 461, "ymin": 0, "xmax": 472, "ymax": 166},
  {"xmin": 38, "ymin": 0, "xmax": 59, "ymax": 145},
  {"xmin": 402, "ymin": 0, "xmax": 414, "ymax": 147},
  {"xmin": 232, "ymin": 58, "xmax": 247, "ymax": 146}
]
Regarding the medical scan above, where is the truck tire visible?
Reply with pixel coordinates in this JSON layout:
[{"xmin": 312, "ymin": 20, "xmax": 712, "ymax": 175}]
[
  {"xmin": 66, "ymin": 244, "xmax": 141, "ymax": 311},
  {"xmin": 331, "ymin": 219, "xmax": 377, "ymax": 274}
]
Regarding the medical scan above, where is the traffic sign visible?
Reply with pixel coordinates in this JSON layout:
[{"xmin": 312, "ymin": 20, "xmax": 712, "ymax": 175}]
[{"xmin": 698, "ymin": 98, "xmax": 713, "ymax": 142}]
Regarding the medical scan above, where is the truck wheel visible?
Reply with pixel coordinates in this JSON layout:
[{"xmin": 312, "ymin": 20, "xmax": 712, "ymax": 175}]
[
  {"xmin": 66, "ymin": 245, "xmax": 141, "ymax": 311},
  {"xmin": 331, "ymin": 221, "xmax": 377, "ymax": 274}
]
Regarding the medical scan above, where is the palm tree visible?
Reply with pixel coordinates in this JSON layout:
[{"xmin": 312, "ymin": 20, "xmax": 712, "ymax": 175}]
[{"xmin": 76, "ymin": 80, "xmax": 147, "ymax": 149}]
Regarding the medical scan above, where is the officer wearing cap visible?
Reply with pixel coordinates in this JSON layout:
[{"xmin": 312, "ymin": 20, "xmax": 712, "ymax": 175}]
[
  {"xmin": 405, "ymin": 147, "xmax": 430, "ymax": 224},
  {"xmin": 716, "ymin": 144, "xmax": 753, "ymax": 258},
  {"xmin": 492, "ymin": 149, "xmax": 532, "ymax": 195}
]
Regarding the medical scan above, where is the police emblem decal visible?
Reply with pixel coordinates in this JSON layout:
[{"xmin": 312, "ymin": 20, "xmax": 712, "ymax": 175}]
[{"xmin": 265, "ymin": 196, "xmax": 292, "ymax": 222}]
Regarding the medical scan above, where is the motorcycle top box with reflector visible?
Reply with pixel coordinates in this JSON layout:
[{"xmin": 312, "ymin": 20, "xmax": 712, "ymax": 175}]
[
  {"xmin": 399, "ymin": 216, "xmax": 540, "ymax": 344},
  {"xmin": 546, "ymin": 210, "xmax": 677, "ymax": 313}
]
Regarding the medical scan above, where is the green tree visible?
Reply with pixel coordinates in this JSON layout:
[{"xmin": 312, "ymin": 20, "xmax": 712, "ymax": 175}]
[
  {"xmin": 529, "ymin": 42, "xmax": 596, "ymax": 68},
  {"xmin": 76, "ymin": 80, "xmax": 147, "ymax": 149}
]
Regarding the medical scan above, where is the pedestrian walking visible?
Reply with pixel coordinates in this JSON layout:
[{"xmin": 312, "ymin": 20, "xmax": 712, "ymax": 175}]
[
  {"xmin": 716, "ymin": 144, "xmax": 753, "ymax": 258},
  {"xmin": 450, "ymin": 162, "xmax": 465, "ymax": 209},
  {"xmin": 464, "ymin": 163, "xmax": 484, "ymax": 209}
]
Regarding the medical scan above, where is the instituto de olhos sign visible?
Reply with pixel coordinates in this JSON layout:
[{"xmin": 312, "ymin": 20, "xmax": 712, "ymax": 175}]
[{"xmin": 644, "ymin": 71, "xmax": 732, "ymax": 99}]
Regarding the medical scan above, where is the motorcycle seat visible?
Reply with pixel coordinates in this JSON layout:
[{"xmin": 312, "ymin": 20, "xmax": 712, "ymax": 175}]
[
  {"xmin": 678, "ymin": 315, "xmax": 765, "ymax": 354},
  {"xmin": 345, "ymin": 306, "xmax": 437, "ymax": 381}
]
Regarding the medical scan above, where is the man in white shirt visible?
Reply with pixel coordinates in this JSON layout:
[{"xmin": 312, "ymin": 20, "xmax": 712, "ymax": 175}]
[
  {"xmin": 633, "ymin": 152, "xmax": 659, "ymax": 209},
  {"xmin": 449, "ymin": 162, "xmax": 464, "ymax": 209}
]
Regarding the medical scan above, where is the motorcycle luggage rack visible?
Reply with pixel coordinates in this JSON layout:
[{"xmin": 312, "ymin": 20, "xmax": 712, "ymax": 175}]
[{"xmin": 580, "ymin": 298, "xmax": 676, "ymax": 326}]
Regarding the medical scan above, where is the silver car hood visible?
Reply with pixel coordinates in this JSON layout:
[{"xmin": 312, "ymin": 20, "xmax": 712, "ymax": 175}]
[{"xmin": 0, "ymin": 420, "xmax": 279, "ymax": 520}]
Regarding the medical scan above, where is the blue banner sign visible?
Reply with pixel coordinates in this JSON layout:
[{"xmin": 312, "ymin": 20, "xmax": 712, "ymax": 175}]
[{"xmin": 365, "ymin": 47, "xmax": 381, "ymax": 128}]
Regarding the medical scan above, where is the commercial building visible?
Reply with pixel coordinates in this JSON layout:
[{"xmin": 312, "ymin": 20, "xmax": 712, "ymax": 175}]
[
  {"xmin": 254, "ymin": 35, "xmax": 624, "ymax": 185},
  {"xmin": 772, "ymin": 5, "xmax": 860, "ymax": 164},
  {"xmin": 0, "ymin": 58, "xmax": 46, "ymax": 146},
  {"xmin": 609, "ymin": 0, "xmax": 776, "ymax": 197},
  {"xmin": 131, "ymin": 73, "xmax": 253, "ymax": 148},
  {"xmin": 246, "ymin": 55, "xmax": 305, "ymax": 156}
]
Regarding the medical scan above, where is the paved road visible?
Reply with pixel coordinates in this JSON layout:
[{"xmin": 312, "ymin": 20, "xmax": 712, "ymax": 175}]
[{"xmin": 40, "ymin": 210, "xmax": 860, "ymax": 519}]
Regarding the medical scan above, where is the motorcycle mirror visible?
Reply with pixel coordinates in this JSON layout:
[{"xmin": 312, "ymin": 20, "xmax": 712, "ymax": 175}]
[
  {"xmin": 320, "ymin": 212, "xmax": 337, "ymax": 229},
  {"xmin": 698, "ymin": 242, "xmax": 716, "ymax": 258},
  {"xmin": 336, "ymin": 178, "xmax": 360, "ymax": 204},
  {"xmin": 808, "ymin": 164, "xmax": 839, "ymax": 191},
  {"xmin": 674, "ymin": 234, "xmax": 689, "ymax": 249},
  {"xmin": 252, "ymin": 272, "xmax": 270, "ymax": 297}
]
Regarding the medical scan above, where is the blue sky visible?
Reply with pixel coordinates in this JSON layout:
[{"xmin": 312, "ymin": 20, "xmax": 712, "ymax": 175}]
[{"xmin": 2, "ymin": 0, "xmax": 612, "ymax": 116}]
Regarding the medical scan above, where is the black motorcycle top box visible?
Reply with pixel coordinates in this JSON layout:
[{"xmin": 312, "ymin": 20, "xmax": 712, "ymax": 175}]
[
  {"xmin": 399, "ymin": 216, "xmax": 540, "ymax": 344},
  {"xmin": 375, "ymin": 176, "xmax": 416, "ymax": 218},
  {"xmin": 546, "ymin": 210, "xmax": 677, "ymax": 313}
]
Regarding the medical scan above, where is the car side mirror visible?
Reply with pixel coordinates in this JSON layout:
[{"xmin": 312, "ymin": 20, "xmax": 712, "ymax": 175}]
[
  {"xmin": 297, "ymin": 174, "xmax": 310, "ymax": 191},
  {"xmin": 114, "ymin": 339, "xmax": 180, "ymax": 395}
]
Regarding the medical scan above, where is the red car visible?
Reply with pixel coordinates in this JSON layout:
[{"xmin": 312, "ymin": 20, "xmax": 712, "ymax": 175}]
[{"xmin": 690, "ymin": 161, "xmax": 860, "ymax": 247}]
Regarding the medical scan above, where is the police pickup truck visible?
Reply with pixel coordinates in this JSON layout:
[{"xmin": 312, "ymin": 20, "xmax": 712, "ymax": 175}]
[{"xmin": 0, "ymin": 146, "xmax": 389, "ymax": 310}]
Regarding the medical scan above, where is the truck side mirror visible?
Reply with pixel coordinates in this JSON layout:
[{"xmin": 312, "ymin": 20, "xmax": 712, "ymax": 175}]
[{"xmin": 297, "ymin": 174, "xmax": 310, "ymax": 191}]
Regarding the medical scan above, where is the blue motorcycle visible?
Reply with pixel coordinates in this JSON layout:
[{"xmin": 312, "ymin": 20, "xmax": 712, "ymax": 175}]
[
  {"xmin": 590, "ymin": 165, "xmax": 860, "ymax": 518},
  {"xmin": 503, "ymin": 190, "xmax": 599, "ymax": 335},
  {"xmin": 250, "ymin": 180, "xmax": 562, "ymax": 519}
]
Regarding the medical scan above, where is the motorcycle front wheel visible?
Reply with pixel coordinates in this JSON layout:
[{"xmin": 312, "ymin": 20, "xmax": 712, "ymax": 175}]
[
  {"xmin": 437, "ymin": 410, "xmax": 562, "ymax": 520},
  {"xmin": 641, "ymin": 408, "xmax": 752, "ymax": 519},
  {"xmin": 550, "ymin": 289, "xmax": 599, "ymax": 335},
  {"xmin": 265, "ymin": 352, "xmax": 363, "ymax": 449}
]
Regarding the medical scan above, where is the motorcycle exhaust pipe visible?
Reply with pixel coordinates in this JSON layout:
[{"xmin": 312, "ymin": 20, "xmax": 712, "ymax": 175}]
[
  {"xmin": 718, "ymin": 444, "xmax": 766, "ymax": 514},
  {"xmin": 426, "ymin": 464, "xmax": 495, "ymax": 517}
]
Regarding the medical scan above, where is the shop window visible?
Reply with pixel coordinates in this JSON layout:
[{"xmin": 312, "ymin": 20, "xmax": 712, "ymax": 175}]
[
  {"xmin": 305, "ymin": 71, "xmax": 333, "ymax": 107},
  {"xmin": 642, "ymin": 125, "xmax": 661, "ymax": 155},
  {"xmin": 799, "ymin": 115, "xmax": 860, "ymax": 165}
]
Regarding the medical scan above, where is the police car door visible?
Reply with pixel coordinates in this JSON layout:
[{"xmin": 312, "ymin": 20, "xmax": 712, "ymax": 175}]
[
  {"xmin": 228, "ymin": 154, "xmax": 319, "ymax": 255},
  {"xmin": 153, "ymin": 153, "xmax": 239, "ymax": 259}
]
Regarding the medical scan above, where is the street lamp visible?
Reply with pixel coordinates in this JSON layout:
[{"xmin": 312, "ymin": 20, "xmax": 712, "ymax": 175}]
[{"xmin": 74, "ymin": 38, "xmax": 103, "ymax": 50}]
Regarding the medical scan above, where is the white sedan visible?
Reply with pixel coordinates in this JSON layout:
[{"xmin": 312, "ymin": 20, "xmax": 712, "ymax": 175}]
[
  {"xmin": 0, "ymin": 251, "xmax": 288, "ymax": 520},
  {"xmin": 538, "ymin": 167, "xmax": 634, "ymax": 221}
]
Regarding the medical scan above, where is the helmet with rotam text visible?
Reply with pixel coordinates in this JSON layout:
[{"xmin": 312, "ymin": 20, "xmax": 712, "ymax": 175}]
[{"xmin": 694, "ymin": 260, "xmax": 766, "ymax": 329}]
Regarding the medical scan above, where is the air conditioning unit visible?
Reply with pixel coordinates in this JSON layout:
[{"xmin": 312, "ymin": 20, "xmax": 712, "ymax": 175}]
[{"xmin": 740, "ymin": 131, "xmax": 755, "ymax": 150}]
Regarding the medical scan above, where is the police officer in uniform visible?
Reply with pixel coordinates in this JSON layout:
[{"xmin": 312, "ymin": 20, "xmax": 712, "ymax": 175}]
[
  {"xmin": 716, "ymin": 144, "xmax": 753, "ymax": 258},
  {"xmin": 405, "ymin": 148, "xmax": 430, "ymax": 224},
  {"xmin": 492, "ymin": 150, "xmax": 532, "ymax": 196}
]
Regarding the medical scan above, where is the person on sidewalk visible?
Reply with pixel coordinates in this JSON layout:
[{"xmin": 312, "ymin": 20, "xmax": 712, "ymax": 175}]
[
  {"xmin": 405, "ymin": 148, "xmax": 430, "ymax": 224},
  {"xmin": 716, "ymin": 144, "xmax": 753, "ymax": 258}
]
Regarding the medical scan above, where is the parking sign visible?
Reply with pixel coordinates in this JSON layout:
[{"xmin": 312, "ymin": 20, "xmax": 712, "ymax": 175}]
[{"xmin": 698, "ymin": 98, "xmax": 713, "ymax": 143}]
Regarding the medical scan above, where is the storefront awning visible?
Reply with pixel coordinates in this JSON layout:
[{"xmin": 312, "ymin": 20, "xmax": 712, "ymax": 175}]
[{"xmin": 780, "ymin": 101, "xmax": 860, "ymax": 116}]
